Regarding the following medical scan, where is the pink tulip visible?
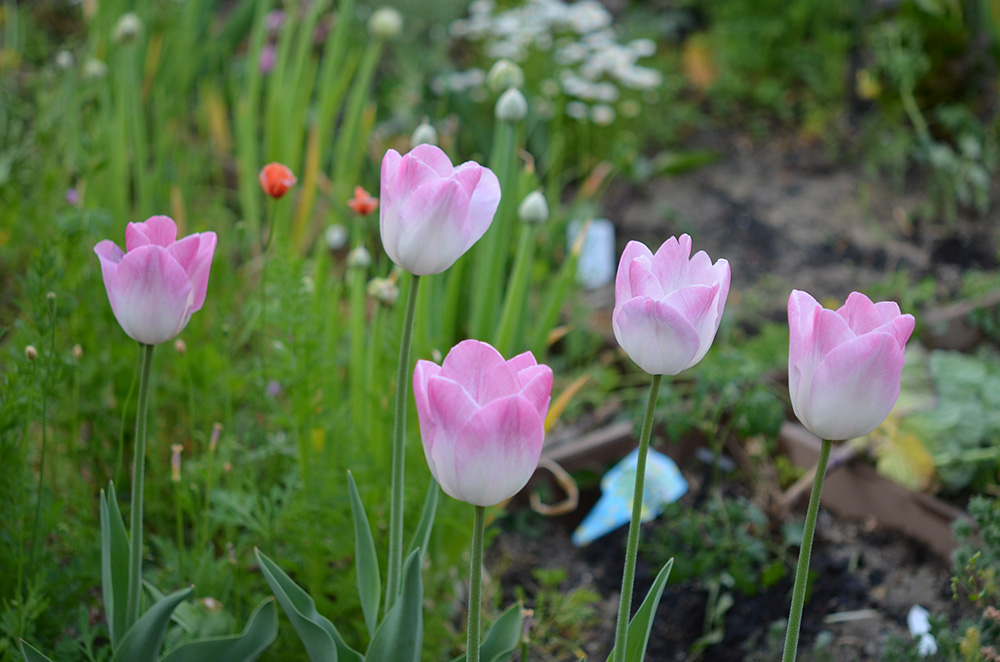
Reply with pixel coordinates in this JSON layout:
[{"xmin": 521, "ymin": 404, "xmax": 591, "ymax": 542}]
[
  {"xmin": 788, "ymin": 290, "xmax": 915, "ymax": 441},
  {"xmin": 94, "ymin": 215, "xmax": 217, "ymax": 345},
  {"xmin": 380, "ymin": 145, "xmax": 501, "ymax": 275},
  {"xmin": 613, "ymin": 234, "xmax": 730, "ymax": 375},
  {"xmin": 413, "ymin": 340, "xmax": 552, "ymax": 507}
]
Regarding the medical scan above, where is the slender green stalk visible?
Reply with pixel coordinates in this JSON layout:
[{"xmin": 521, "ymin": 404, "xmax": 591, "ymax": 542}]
[
  {"xmin": 125, "ymin": 343, "xmax": 155, "ymax": 631},
  {"xmin": 612, "ymin": 373, "xmax": 662, "ymax": 662},
  {"xmin": 349, "ymin": 259, "xmax": 368, "ymax": 446},
  {"xmin": 782, "ymin": 438, "xmax": 832, "ymax": 662},
  {"xmin": 30, "ymin": 303, "xmax": 57, "ymax": 577},
  {"xmin": 467, "ymin": 505, "xmax": 486, "ymax": 662},
  {"xmin": 493, "ymin": 223, "xmax": 537, "ymax": 356},
  {"xmin": 469, "ymin": 120, "xmax": 517, "ymax": 338},
  {"xmin": 260, "ymin": 198, "xmax": 278, "ymax": 393},
  {"xmin": 385, "ymin": 273, "xmax": 420, "ymax": 612},
  {"xmin": 174, "ymin": 482, "xmax": 184, "ymax": 584},
  {"xmin": 116, "ymin": 353, "xmax": 140, "ymax": 486}
]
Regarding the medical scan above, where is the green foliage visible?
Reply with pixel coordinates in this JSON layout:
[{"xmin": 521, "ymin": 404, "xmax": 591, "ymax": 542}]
[
  {"xmin": 512, "ymin": 568, "xmax": 602, "ymax": 661},
  {"xmin": 901, "ymin": 348, "xmax": 1000, "ymax": 491},
  {"xmin": 644, "ymin": 497, "xmax": 788, "ymax": 597}
]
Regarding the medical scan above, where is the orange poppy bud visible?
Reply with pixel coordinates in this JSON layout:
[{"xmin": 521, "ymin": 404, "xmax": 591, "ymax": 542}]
[
  {"xmin": 259, "ymin": 162, "xmax": 297, "ymax": 199},
  {"xmin": 347, "ymin": 186, "xmax": 379, "ymax": 216}
]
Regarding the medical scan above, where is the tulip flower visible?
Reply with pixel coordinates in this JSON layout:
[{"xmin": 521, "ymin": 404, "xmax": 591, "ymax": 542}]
[
  {"xmin": 781, "ymin": 290, "xmax": 914, "ymax": 662},
  {"xmin": 95, "ymin": 215, "xmax": 217, "ymax": 345},
  {"xmin": 788, "ymin": 290, "xmax": 915, "ymax": 441},
  {"xmin": 379, "ymin": 144, "xmax": 501, "ymax": 275},
  {"xmin": 613, "ymin": 234, "xmax": 730, "ymax": 375},
  {"xmin": 258, "ymin": 162, "xmax": 296, "ymax": 199},
  {"xmin": 348, "ymin": 185, "xmax": 379, "ymax": 216},
  {"xmin": 413, "ymin": 339, "xmax": 552, "ymax": 507}
]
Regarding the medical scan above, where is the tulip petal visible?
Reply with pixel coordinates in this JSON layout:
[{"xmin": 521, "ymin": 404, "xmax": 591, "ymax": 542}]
[
  {"xmin": 650, "ymin": 234, "xmax": 692, "ymax": 292},
  {"xmin": 392, "ymin": 153, "xmax": 446, "ymax": 207},
  {"xmin": 888, "ymin": 314, "xmax": 916, "ymax": 349},
  {"xmin": 627, "ymin": 256, "xmax": 664, "ymax": 300},
  {"xmin": 394, "ymin": 179, "xmax": 472, "ymax": 274},
  {"xmin": 95, "ymin": 240, "xmax": 124, "ymax": 285},
  {"xmin": 413, "ymin": 360, "xmax": 443, "ymax": 448},
  {"xmin": 126, "ymin": 215, "xmax": 177, "ymax": 251},
  {"xmin": 456, "ymin": 163, "xmax": 501, "ymax": 242},
  {"xmin": 450, "ymin": 395, "xmax": 544, "ymax": 506},
  {"xmin": 839, "ymin": 292, "xmax": 903, "ymax": 335},
  {"xmin": 425, "ymin": 377, "xmax": 483, "ymax": 497},
  {"xmin": 108, "ymin": 246, "xmax": 194, "ymax": 345},
  {"xmin": 615, "ymin": 241, "xmax": 654, "ymax": 303},
  {"xmin": 805, "ymin": 332, "xmax": 905, "ymax": 440},
  {"xmin": 439, "ymin": 340, "xmax": 517, "ymax": 404},
  {"xmin": 613, "ymin": 297, "xmax": 701, "ymax": 375},
  {"xmin": 516, "ymin": 364, "xmax": 553, "ymax": 417},
  {"xmin": 409, "ymin": 144, "xmax": 454, "ymax": 176},
  {"xmin": 662, "ymin": 283, "xmax": 722, "ymax": 367},
  {"xmin": 788, "ymin": 289, "xmax": 823, "ymax": 369},
  {"xmin": 188, "ymin": 233, "xmax": 217, "ymax": 312},
  {"xmin": 507, "ymin": 350, "xmax": 538, "ymax": 374},
  {"xmin": 380, "ymin": 149, "xmax": 403, "ymax": 209}
]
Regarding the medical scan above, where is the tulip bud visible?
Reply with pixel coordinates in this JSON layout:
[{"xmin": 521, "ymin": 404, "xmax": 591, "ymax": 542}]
[
  {"xmin": 65, "ymin": 188, "xmax": 80, "ymax": 205},
  {"xmin": 495, "ymin": 88, "xmax": 528, "ymax": 122},
  {"xmin": 55, "ymin": 50, "xmax": 75, "ymax": 71},
  {"xmin": 83, "ymin": 58, "xmax": 107, "ymax": 80},
  {"xmin": 380, "ymin": 145, "xmax": 500, "ymax": 275},
  {"xmin": 72, "ymin": 344, "xmax": 83, "ymax": 360},
  {"xmin": 258, "ymin": 44, "xmax": 277, "ymax": 75},
  {"xmin": 413, "ymin": 340, "xmax": 552, "ymax": 506},
  {"xmin": 368, "ymin": 7, "xmax": 403, "ymax": 40},
  {"xmin": 517, "ymin": 191, "xmax": 549, "ymax": 224},
  {"xmin": 613, "ymin": 235, "xmax": 730, "ymax": 375},
  {"xmin": 265, "ymin": 9, "xmax": 285, "ymax": 36},
  {"xmin": 367, "ymin": 277, "xmax": 399, "ymax": 306},
  {"xmin": 487, "ymin": 59, "xmax": 525, "ymax": 94},
  {"xmin": 259, "ymin": 162, "xmax": 296, "ymax": 199},
  {"xmin": 787, "ymin": 290, "xmax": 914, "ymax": 441},
  {"xmin": 324, "ymin": 224, "xmax": 348, "ymax": 250},
  {"xmin": 25, "ymin": 345, "xmax": 38, "ymax": 361},
  {"xmin": 410, "ymin": 119, "xmax": 438, "ymax": 147},
  {"xmin": 346, "ymin": 246, "xmax": 372, "ymax": 270},
  {"xmin": 170, "ymin": 443, "xmax": 183, "ymax": 482},
  {"xmin": 112, "ymin": 13, "xmax": 143, "ymax": 44}
]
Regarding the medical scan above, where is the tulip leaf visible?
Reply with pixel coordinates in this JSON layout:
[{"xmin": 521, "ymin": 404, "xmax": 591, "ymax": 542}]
[
  {"xmin": 19, "ymin": 640, "xmax": 55, "ymax": 662},
  {"xmin": 111, "ymin": 587, "xmax": 193, "ymax": 662},
  {"xmin": 606, "ymin": 558, "xmax": 673, "ymax": 662},
  {"xmin": 364, "ymin": 549, "xmax": 423, "ymax": 662},
  {"xmin": 158, "ymin": 597, "xmax": 278, "ymax": 662},
  {"xmin": 100, "ymin": 481, "xmax": 131, "ymax": 649},
  {"xmin": 346, "ymin": 471, "xmax": 381, "ymax": 638},
  {"xmin": 449, "ymin": 603, "xmax": 524, "ymax": 662},
  {"xmin": 406, "ymin": 479, "xmax": 439, "ymax": 561},
  {"xmin": 255, "ymin": 548, "xmax": 362, "ymax": 662}
]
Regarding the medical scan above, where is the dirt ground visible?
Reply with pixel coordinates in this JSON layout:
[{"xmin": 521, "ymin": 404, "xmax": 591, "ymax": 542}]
[
  {"xmin": 492, "ymin": 500, "xmax": 970, "ymax": 662},
  {"xmin": 609, "ymin": 131, "xmax": 999, "ymax": 318}
]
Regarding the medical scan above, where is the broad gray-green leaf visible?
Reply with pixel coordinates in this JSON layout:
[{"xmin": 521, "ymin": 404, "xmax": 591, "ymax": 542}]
[
  {"xmin": 159, "ymin": 597, "xmax": 277, "ymax": 662},
  {"xmin": 407, "ymin": 479, "xmax": 439, "ymax": 561},
  {"xmin": 606, "ymin": 558, "xmax": 673, "ymax": 662},
  {"xmin": 101, "ymin": 482, "xmax": 131, "ymax": 649},
  {"xmin": 347, "ymin": 471, "xmax": 380, "ymax": 638},
  {"xmin": 112, "ymin": 587, "xmax": 193, "ymax": 662},
  {"xmin": 365, "ymin": 549, "xmax": 423, "ymax": 662},
  {"xmin": 19, "ymin": 640, "xmax": 55, "ymax": 662},
  {"xmin": 449, "ymin": 603, "xmax": 524, "ymax": 662},
  {"xmin": 255, "ymin": 548, "xmax": 362, "ymax": 662}
]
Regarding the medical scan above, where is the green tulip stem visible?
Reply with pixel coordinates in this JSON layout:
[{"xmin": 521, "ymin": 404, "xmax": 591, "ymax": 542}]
[
  {"xmin": 126, "ymin": 342, "xmax": 155, "ymax": 631},
  {"xmin": 386, "ymin": 273, "xmax": 420, "ymax": 612},
  {"xmin": 612, "ymin": 373, "xmax": 662, "ymax": 662},
  {"xmin": 782, "ymin": 437, "xmax": 832, "ymax": 662},
  {"xmin": 259, "ymin": 197, "xmax": 278, "ymax": 392},
  {"xmin": 468, "ymin": 504, "xmax": 486, "ymax": 662}
]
